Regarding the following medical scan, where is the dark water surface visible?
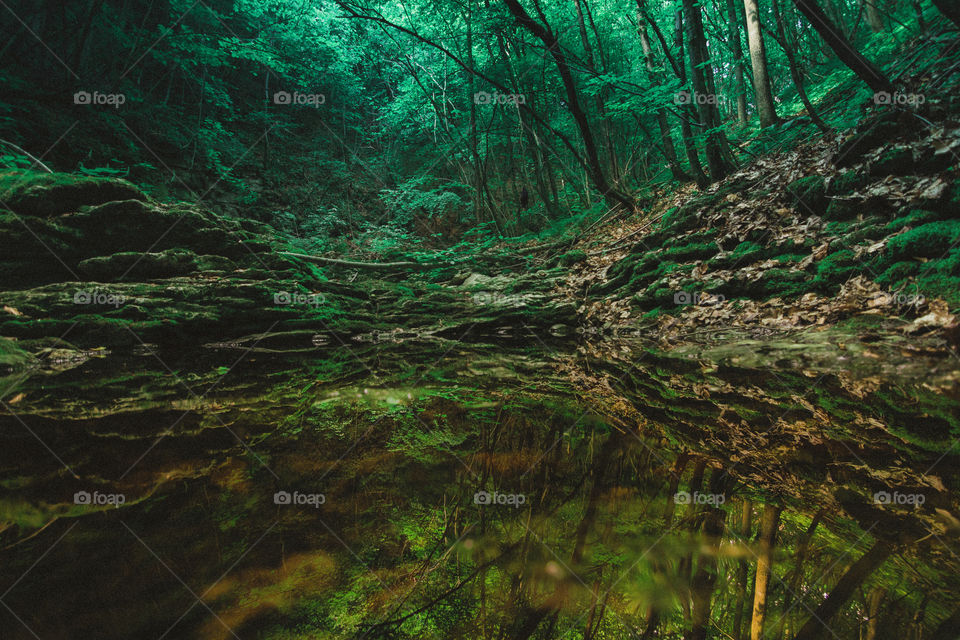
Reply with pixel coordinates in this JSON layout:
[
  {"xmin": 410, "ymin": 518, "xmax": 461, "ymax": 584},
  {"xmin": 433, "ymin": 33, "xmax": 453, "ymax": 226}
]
[{"xmin": 1, "ymin": 339, "xmax": 958, "ymax": 639}]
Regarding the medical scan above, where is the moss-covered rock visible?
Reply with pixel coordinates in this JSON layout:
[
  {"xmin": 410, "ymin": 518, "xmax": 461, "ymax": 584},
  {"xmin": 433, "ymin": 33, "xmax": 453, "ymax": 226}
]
[{"xmin": 0, "ymin": 170, "xmax": 146, "ymax": 217}]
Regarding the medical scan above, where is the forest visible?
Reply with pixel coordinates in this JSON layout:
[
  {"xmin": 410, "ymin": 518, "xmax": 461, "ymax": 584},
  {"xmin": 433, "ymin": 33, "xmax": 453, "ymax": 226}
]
[{"xmin": 0, "ymin": 0, "xmax": 959, "ymax": 638}]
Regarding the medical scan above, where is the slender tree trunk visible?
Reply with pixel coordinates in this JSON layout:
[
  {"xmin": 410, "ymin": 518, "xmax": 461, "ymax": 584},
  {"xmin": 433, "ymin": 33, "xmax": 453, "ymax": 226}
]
[
  {"xmin": 672, "ymin": 8, "xmax": 710, "ymax": 187},
  {"xmin": 682, "ymin": 0, "xmax": 728, "ymax": 180},
  {"xmin": 744, "ymin": 0, "xmax": 780, "ymax": 127},
  {"xmin": 501, "ymin": 0, "xmax": 634, "ymax": 210},
  {"xmin": 771, "ymin": 0, "xmax": 831, "ymax": 133},
  {"xmin": 751, "ymin": 504, "xmax": 781, "ymax": 640},
  {"xmin": 792, "ymin": 0, "xmax": 895, "ymax": 94},
  {"xmin": 727, "ymin": 0, "xmax": 750, "ymax": 126},
  {"xmin": 636, "ymin": 0, "xmax": 688, "ymax": 181},
  {"xmin": 864, "ymin": 587, "xmax": 885, "ymax": 640},
  {"xmin": 792, "ymin": 540, "xmax": 893, "ymax": 640}
]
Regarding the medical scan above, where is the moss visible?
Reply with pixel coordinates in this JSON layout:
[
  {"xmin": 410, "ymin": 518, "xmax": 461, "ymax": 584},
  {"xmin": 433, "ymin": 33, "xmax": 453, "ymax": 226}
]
[
  {"xmin": 868, "ymin": 146, "xmax": 914, "ymax": 177},
  {"xmin": 558, "ymin": 250, "xmax": 587, "ymax": 267},
  {"xmin": 886, "ymin": 220, "xmax": 960, "ymax": 260},
  {"xmin": 0, "ymin": 170, "xmax": 146, "ymax": 217},
  {"xmin": 826, "ymin": 170, "xmax": 872, "ymax": 196},
  {"xmin": 786, "ymin": 175, "xmax": 827, "ymax": 214},
  {"xmin": 810, "ymin": 249, "xmax": 858, "ymax": 293},
  {"xmin": 884, "ymin": 209, "xmax": 942, "ymax": 232}
]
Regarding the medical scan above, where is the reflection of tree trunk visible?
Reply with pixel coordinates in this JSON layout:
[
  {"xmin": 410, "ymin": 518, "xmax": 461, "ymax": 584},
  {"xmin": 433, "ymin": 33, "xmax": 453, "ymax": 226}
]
[
  {"xmin": 680, "ymin": 458, "xmax": 708, "ymax": 621},
  {"xmin": 689, "ymin": 469, "xmax": 729, "ymax": 640},
  {"xmin": 642, "ymin": 451, "xmax": 691, "ymax": 638},
  {"xmin": 864, "ymin": 587, "xmax": 885, "ymax": 640},
  {"xmin": 792, "ymin": 540, "xmax": 893, "ymax": 640},
  {"xmin": 732, "ymin": 500, "xmax": 753, "ymax": 640},
  {"xmin": 778, "ymin": 508, "xmax": 824, "ymax": 639},
  {"xmin": 751, "ymin": 504, "xmax": 781, "ymax": 640},
  {"xmin": 930, "ymin": 603, "xmax": 960, "ymax": 640}
]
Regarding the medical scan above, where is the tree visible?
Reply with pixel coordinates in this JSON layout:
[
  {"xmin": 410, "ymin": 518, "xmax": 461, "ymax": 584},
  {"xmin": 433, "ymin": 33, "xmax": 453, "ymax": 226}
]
[
  {"xmin": 500, "ymin": 0, "xmax": 635, "ymax": 211},
  {"xmin": 744, "ymin": 0, "xmax": 780, "ymax": 127},
  {"xmin": 792, "ymin": 540, "xmax": 893, "ymax": 640},
  {"xmin": 751, "ymin": 504, "xmax": 781, "ymax": 640},
  {"xmin": 792, "ymin": 0, "xmax": 894, "ymax": 94}
]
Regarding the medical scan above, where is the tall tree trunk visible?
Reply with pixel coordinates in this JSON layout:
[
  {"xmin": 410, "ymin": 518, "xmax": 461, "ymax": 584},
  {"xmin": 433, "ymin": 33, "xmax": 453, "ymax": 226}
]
[
  {"xmin": 744, "ymin": 0, "xmax": 780, "ymax": 127},
  {"xmin": 771, "ymin": 0, "xmax": 831, "ymax": 133},
  {"xmin": 792, "ymin": 0, "xmax": 895, "ymax": 94},
  {"xmin": 672, "ymin": 7, "xmax": 710, "ymax": 187},
  {"xmin": 864, "ymin": 587, "xmax": 885, "ymax": 640},
  {"xmin": 636, "ymin": 0, "xmax": 688, "ymax": 181},
  {"xmin": 727, "ymin": 0, "xmax": 750, "ymax": 126},
  {"xmin": 682, "ymin": 0, "xmax": 729, "ymax": 181},
  {"xmin": 501, "ymin": 0, "xmax": 634, "ymax": 211},
  {"xmin": 792, "ymin": 540, "xmax": 893, "ymax": 640},
  {"xmin": 751, "ymin": 504, "xmax": 781, "ymax": 640}
]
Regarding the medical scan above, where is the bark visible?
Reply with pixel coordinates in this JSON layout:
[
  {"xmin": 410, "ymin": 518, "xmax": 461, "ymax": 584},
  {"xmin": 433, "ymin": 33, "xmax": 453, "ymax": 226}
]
[
  {"xmin": 751, "ymin": 504, "xmax": 781, "ymax": 640},
  {"xmin": 744, "ymin": 0, "xmax": 780, "ymax": 127},
  {"xmin": 500, "ymin": 0, "xmax": 634, "ymax": 211},
  {"xmin": 727, "ymin": 0, "xmax": 750, "ymax": 126},
  {"xmin": 771, "ymin": 0, "xmax": 831, "ymax": 133},
  {"xmin": 792, "ymin": 540, "xmax": 893, "ymax": 640},
  {"xmin": 636, "ymin": 0, "xmax": 688, "ymax": 181},
  {"xmin": 682, "ymin": 0, "xmax": 729, "ymax": 180},
  {"xmin": 792, "ymin": 0, "xmax": 895, "ymax": 94},
  {"xmin": 672, "ymin": 8, "xmax": 710, "ymax": 187}
]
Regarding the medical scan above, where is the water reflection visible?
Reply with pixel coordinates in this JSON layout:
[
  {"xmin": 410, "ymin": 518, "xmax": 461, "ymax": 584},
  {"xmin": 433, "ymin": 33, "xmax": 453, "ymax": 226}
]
[{"xmin": 0, "ymin": 341, "xmax": 957, "ymax": 639}]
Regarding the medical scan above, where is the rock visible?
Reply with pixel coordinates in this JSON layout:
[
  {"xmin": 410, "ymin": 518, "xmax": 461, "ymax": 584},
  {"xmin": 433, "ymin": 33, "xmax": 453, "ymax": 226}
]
[{"xmin": 0, "ymin": 171, "xmax": 146, "ymax": 217}]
